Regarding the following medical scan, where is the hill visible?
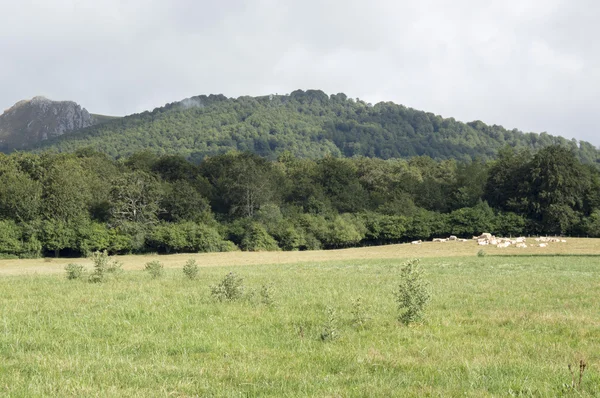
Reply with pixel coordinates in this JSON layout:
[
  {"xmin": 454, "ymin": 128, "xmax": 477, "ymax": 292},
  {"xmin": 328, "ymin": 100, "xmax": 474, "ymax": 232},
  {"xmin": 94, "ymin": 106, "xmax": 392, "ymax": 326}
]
[
  {"xmin": 0, "ymin": 96, "xmax": 115, "ymax": 151},
  {"xmin": 28, "ymin": 90, "xmax": 600, "ymax": 163}
]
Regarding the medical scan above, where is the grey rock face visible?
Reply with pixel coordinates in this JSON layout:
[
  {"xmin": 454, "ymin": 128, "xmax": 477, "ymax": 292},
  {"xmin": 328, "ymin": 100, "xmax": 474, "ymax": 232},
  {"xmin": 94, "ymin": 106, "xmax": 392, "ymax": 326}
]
[{"xmin": 0, "ymin": 96, "xmax": 95, "ymax": 149}]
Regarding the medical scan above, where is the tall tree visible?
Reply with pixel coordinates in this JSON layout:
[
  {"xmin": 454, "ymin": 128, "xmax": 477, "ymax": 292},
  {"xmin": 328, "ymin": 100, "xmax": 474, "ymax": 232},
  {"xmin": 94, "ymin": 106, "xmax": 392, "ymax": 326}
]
[
  {"xmin": 525, "ymin": 145, "xmax": 589, "ymax": 234},
  {"xmin": 109, "ymin": 170, "xmax": 163, "ymax": 226},
  {"xmin": 42, "ymin": 157, "xmax": 91, "ymax": 223},
  {"xmin": 0, "ymin": 169, "xmax": 42, "ymax": 222},
  {"xmin": 316, "ymin": 156, "xmax": 368, "ymax": 213},
  {"xmin": 484, "ymin": 146, "xmax": 532, "ymax": 214},
  {"xmin": 201, "ymin": 152, "xmax": 284, "ymax": 218}
]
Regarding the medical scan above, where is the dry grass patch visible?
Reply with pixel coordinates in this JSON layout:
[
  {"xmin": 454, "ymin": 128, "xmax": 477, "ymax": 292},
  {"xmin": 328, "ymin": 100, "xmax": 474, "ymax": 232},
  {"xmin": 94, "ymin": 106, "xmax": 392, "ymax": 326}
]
[{"xmin": 0, "ymin": 237, "xmax": 598, "ymax": 276}]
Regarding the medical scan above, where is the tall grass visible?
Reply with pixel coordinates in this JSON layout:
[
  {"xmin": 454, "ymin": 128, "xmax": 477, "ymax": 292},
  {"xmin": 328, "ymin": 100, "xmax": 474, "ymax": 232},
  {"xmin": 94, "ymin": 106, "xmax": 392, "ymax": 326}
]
[{"xmin": 0, "ymin": 256, "xmax": 599, "ymax": 396}]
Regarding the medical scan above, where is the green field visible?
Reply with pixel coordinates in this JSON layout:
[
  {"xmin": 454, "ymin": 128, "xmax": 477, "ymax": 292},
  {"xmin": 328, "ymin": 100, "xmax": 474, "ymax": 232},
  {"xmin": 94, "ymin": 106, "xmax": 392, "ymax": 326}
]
[{"xmin": 1, "ymin": 253, "xmax": 599, "ymax": 397}]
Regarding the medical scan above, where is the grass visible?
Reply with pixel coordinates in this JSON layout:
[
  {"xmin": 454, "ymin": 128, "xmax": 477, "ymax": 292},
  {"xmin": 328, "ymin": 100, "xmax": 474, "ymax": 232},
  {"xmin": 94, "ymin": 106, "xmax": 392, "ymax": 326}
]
[
  {"xmin": 0, "ymin": 237, "xmax": 598, "ymax": 277},
  {"xmin": 0, "ymin": 245, "xmax": 599, "ymax": 396}
]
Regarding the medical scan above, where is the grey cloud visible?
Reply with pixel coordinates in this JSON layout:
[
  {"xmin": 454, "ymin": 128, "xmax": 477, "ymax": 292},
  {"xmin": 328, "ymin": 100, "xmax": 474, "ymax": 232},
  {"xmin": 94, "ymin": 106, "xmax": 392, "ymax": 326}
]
[{"xmin": 0, "ymin": 0, "xmax": 597, "ymax": 145}]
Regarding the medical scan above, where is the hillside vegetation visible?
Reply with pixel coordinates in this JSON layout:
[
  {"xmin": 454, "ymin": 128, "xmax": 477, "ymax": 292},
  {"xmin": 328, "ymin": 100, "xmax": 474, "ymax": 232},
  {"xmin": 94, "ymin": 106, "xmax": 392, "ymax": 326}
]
[
  {"xmin": 32, "ymin": 90, "xmax": 600, "ymax": 163},
  {"xmin": 0, "ymin": 145, "xmax": 598, "ymax": 258}
]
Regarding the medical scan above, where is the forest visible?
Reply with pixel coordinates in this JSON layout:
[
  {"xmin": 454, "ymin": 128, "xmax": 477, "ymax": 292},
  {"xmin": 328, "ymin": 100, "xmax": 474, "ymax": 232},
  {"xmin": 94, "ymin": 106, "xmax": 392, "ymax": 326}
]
[
  {"xmin": 30, "ymin": 90, "xmax": 600, "ymax": 165},
  {"xmin": 0, "ymin": 144, "xmax": 598, "ymax": 258}
]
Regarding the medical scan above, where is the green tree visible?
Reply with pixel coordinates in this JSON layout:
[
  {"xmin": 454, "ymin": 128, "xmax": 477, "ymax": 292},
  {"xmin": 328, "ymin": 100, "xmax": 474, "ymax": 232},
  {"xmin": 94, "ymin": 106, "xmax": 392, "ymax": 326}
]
[
  {"xmin": 447, "ymin": 202, "xmax": 496, "ymax": 237},
  {"xmin": 77, "ymin": 221, "xmax": 111, "ymax": 255},
  {"xmin": 484, "ymin": 146, "xmax": 532, "ymax": 214},
  {"xmin": 526, "ymin": 146, "xmax": 589, "ymax": 234},
  {"xmin": 160, "ymin": 180, "xmax": 212, "ymax": 223},
  {"xmin": 316, "ymin": 157, "xmax": 368, "ymax": 213},
  {"xmin": 42, "ymin": 158, "xmax": 91, "ymax": 223},
  {"xmin": 42, "ymin": 219, "xmax": 77, "ymax": 257},
  {"xmin": 201, "ymin": 152, "xmax": 284, "ymax": 218},
  {"xmin": 240, "ymin": 223, "xmax": 280, "ymax": 251},
  {"xmin": 0, "ymin": 220, "xmax": 24, "ymax": 256},
  {"xmin": 109, "ymin": 170, "xmax": 162, "ymax": 226},
  {"xmin": 0, "ymin": 169, "xmax": 42, "ymax": 222},
  {"xmin": 449, "ymin": 159, "xmax": 488, "ymax": 210}
]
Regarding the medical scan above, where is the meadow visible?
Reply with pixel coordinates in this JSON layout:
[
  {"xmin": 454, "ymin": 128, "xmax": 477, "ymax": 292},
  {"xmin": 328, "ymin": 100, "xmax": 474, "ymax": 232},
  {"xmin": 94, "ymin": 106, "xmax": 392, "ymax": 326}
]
[{"xmin": 0, "ymin": 239, "xmax": 599, "ymax": 397}]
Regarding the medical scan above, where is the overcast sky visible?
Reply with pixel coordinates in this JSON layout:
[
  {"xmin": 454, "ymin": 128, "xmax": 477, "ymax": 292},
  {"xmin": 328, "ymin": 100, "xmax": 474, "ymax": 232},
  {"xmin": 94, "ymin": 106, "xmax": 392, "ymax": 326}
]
[{"xmin": 1, "ymin": 0, "xmax": 598, "ymax": 145}]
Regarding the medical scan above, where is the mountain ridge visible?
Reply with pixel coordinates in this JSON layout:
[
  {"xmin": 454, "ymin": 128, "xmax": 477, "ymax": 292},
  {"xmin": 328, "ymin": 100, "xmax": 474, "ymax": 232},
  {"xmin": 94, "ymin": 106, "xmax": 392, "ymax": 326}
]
[{"xmin": 10, "ymin": 90, "xmax": 600, "ymax": 164}]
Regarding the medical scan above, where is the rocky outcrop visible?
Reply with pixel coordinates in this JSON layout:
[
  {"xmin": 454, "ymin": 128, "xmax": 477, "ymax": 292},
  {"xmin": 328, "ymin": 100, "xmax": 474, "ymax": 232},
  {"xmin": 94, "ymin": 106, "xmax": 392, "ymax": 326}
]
[{"xmin": 0, "ymin": 96, "xmax": 95, "ymax": 150}]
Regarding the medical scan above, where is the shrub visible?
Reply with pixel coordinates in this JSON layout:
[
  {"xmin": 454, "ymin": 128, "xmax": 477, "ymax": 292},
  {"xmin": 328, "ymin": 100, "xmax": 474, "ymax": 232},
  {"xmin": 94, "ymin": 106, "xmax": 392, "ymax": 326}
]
[
  {"xmin": 351, "ymin": 297, "xmax": 369, "ymax": 328},
  {"xmin": 303, "ymin": 233, "xmax": 322, "ymax": 250},
  {"xmin": 477, "ymin": 249, "xmax": 487, "ymax": 257},
  {"xmin": 183, "ymin": 258, "xmax": 199, "ymax": 280},
  {"xmin": 77, "ymin": 222, "xmax": 111, "ymax": 255},
  {"xmin": 297, "ymin": 214, "xmax": 365, "ymax": 249},
  {"xmin": 21, "ymin": 238, "xmax": 43, "ymax": 259},
  {"xmin": 325, "ymin": 215, "xmax": 365, "ymax": 248},
  {"xmin": 582, "ymin": 209, "xmax": 600, "ymax": 238},
  {"xmin": 274, "ymin": 225, "xmax": 305, "ymax": 251},
  {"xmin": 110, "ymin": 222, "xmax": 147, "ymax": 254},
  {"xmin": 259, "ymin": 282, "xmax": 276, "ymax": 306},
  {"xmin": 363, "ymin": 213, "xmax": 409, "ymax": 243},
  {"xmin": 217, "ymin": 240, "xmax": 239, "ymax": 252},
  {"xmin": 107, "ymin": 227, "xmax": 134, "ymax": 255},
  {"xmin": 183, "ymin": 222, "xmax": 237, "ymax": 252},
  {"xmin": 320, "ymin": 306, "xmax": 339, "ymax": 342},
  {"xmin": 89, "ymin": 250, "xmax": 123, "ymax": 283},
  {"xmin": 448, "ymin": 203, "xmax": 496, "ymax": 237},
  {"xmin": 296, "ymin": 214, "xmax": 329, "ymax": 247},
  {"xmin": 240, "ymin": 223, "xmax": 279, "ymax": 251},
  {"xmin": 144, "ymin": 260, "xmax": 164, "ymax": 279},
  {"xmin": 211, "ymin": 272, "xmax": 244, "ymax": 301},
  {"xmin": 148, "ymin": 223, "xmax": 187, "ymax": 254},
  {"xmin": 148, "ymin": 222, "xmax": 237, "ymax": 253},
  {"xmin": 65, "ymin": 263, "xmax": 85, "ymax": 280},
  {"xmin": 0, "ymin": 220, "xmax": 24, "ymax": 257},
  {"xmin": 495, "ymin": 212, "xmax": 527, "ymax": 237},
  {"xmin": 20, "ymin": 222, "xmax": 43, "ymax": 258},
  {"xmin": 394, "ymin": 259, "xmax": 431, "ymax": 325}
]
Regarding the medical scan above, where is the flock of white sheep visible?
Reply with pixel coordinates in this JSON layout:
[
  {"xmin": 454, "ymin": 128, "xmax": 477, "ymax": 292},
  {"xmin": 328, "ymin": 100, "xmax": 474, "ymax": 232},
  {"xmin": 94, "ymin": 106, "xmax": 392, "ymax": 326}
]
[{"xmin": 411, "ymin": 233, "xmax": 567, "ymax": 248}]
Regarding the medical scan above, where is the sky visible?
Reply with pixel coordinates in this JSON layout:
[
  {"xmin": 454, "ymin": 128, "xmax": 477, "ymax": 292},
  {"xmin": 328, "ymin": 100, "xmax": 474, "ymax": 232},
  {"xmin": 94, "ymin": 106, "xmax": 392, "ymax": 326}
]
[{"xmin": 0, "ymin": 0, "xmax": 598, "ymax": 146}]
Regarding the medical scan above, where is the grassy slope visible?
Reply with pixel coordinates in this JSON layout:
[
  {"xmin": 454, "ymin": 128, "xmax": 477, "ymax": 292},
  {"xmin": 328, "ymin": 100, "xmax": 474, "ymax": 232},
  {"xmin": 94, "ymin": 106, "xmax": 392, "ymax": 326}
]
[{"xmin": 0, "ymin": 243, "xmax": 599, "ymax": 396}]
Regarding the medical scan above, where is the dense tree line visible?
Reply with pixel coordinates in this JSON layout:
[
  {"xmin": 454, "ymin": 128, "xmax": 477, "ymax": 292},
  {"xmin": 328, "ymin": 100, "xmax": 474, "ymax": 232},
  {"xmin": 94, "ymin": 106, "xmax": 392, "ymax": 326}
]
[
  {"xmin": 29, "ymin": 90, "xmax": 600, "ymax": 164},
  {"xmin": 0, "ymin": 145, "xmax": 598, "ymax": 258}
]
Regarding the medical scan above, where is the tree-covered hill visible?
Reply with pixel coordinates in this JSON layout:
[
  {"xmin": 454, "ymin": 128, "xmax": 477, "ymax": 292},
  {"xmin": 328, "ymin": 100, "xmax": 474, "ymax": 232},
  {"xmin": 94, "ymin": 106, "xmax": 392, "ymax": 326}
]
[{"xmin": 29, "ymin": 90, "xmax": 600, "ymax": 164}]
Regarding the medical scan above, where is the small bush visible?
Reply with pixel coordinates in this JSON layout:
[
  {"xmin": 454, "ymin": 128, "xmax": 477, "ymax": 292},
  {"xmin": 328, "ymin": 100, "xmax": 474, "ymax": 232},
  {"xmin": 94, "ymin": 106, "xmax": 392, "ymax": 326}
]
[
  {"xmin": 65, "ymin": 263, "xmax": 85, "ymax": 280},
  {"xmin": 351, "ymin": 297, "xmax": 369, "ymax": 328},
  {"xmin": 477, "ymin": 249, "xmax": 487, "ymax": 257},
  {"xmin": 183, "ymin": 258, "xmax": 199, "ymax": 280},
  {"xmin": 211, "ymin": 272, "xmax": 244, "ymax": 301},
  {"xmin": 394, "ymin": 259, "xmax": 431, "ymax": 325},
  {"xmin": 144, "ymin": 260, "xmax": 164, "ymax": 279},
  {"xmin": 260, "ymin": 282, "xmax": 276, "ymax": 306},
  {"xmin": 320, "ymin": 306, "xmax": 339, "ymax": 342},
  {"xmin": 89, "ymin": 250, "xmax": 123, "ymax": 283}
]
